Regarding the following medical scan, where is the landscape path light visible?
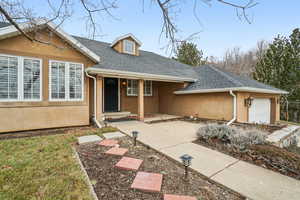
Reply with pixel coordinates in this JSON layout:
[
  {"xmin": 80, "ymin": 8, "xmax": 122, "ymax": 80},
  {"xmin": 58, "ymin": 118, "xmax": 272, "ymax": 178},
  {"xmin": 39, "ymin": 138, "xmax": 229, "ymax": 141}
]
[
  {"xmin": 132, "ymin": 131, "xmax": 139, "ymax": 146},
  {"xmin": 180, "ymin": 154, "xmax": 193, "ymax": 180}
]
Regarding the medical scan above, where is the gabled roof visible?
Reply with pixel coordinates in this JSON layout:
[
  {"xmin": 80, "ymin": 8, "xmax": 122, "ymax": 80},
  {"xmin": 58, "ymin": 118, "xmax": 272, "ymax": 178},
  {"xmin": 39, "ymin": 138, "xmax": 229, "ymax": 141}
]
[
  {"xmin": 0, "ymin": 20, "xmax": 100, "ymax": 63},
  {"xmin": 75, "ymin": 36, "xmax": 197, "ymax": 82},
  {"xmin": 174, "ymin": 65, "xmax": 288, "ymax": 94},
  {"xmin": 110, "ymin": 33, "xmax": 142, "ymax": 47}
]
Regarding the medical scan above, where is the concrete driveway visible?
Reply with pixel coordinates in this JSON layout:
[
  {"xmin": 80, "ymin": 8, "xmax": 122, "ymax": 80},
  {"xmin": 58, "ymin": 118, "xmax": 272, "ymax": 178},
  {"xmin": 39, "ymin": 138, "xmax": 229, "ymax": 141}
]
[{"xmin": 112, "ymin": 120, "xmax": 300, "ymax": 200}]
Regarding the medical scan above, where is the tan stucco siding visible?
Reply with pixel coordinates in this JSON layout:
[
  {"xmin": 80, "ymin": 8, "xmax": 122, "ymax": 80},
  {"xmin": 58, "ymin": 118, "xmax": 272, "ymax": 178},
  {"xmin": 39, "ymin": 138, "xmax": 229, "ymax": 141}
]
[
  {"xmin": 120, "ymin": 80, "xmax": 159, "ymax": 114},
  {"xmin": 0, "ymin": 29, "xmax": 95, "ymax": 133},
  {"xmin": 236, "ymin": 92, "xmax": 280, "ymax": 124},
  {"xmin": 157, "ymin": 82, "xmax": 234, "ymax": 120}
]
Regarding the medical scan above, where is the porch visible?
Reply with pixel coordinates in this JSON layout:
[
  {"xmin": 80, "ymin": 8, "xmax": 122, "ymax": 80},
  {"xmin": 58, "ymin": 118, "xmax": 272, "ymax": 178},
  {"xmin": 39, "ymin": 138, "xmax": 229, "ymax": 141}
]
[{"xmin": 91, "ymin": 75, "xmax": 187, "ymax": 123}]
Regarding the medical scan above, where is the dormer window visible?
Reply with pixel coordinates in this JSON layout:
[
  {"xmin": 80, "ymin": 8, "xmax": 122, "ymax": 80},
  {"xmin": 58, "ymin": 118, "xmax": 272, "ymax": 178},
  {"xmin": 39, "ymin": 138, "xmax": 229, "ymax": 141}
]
[{"xmin": 123, "ymin": 40, "xmax": 135, "ymax": 55}]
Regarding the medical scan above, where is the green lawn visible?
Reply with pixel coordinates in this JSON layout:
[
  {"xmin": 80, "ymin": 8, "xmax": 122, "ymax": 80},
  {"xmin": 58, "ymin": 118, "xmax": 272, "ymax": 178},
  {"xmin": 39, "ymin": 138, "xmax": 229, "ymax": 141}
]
[{"xmin": 0, "ymin": 126, "xmax": 118, "ymax": 200}]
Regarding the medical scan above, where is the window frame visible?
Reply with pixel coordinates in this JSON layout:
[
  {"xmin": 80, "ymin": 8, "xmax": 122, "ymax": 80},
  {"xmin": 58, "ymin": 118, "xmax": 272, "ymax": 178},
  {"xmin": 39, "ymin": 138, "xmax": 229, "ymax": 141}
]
[
  {"xmin": 144, "ymin": 80, "xmax": 153, "ymax": 96},
  {"xmin": 123, "ymin": 39, "xmax": 135, "ymax": 55},
  {"xmin": 49, "ymin": 60, "xmax": 84, "ymax": 102},
  {"xmin": 126, "ymin": 79, "xmax": 153, "ymax": 97},
  {"xmin": 0, "ymin": 53, "xmax": 42, "ymax": 102}
]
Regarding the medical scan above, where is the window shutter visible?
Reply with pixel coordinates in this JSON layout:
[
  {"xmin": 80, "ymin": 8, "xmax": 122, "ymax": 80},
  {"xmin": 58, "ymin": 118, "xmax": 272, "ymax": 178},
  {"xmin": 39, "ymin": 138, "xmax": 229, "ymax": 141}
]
[
  {"xmin": 23, "ymin": 59, "xmax": 41, "ymax": 100},
  {"xmin": 0, "ymin": 56, "xmax": 18, "ymax": 100},
  {"xmin": 69, "ymin": 63, "xmax": 83, "ymax": 100}
]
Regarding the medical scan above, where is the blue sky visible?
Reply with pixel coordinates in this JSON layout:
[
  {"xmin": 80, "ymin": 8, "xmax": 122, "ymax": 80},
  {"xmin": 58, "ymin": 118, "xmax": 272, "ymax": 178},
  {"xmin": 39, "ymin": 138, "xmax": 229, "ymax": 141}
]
[{"xmin": 34, "ymin": 0, "xmax": 300, "ymax": 59}]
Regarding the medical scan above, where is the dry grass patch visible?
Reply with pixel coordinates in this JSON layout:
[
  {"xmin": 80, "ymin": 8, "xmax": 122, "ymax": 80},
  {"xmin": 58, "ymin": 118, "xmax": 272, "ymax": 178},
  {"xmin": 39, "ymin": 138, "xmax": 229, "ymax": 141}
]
[{"xmin": 0, "ymin": 126, "xmax": 118, "ymax": 200}]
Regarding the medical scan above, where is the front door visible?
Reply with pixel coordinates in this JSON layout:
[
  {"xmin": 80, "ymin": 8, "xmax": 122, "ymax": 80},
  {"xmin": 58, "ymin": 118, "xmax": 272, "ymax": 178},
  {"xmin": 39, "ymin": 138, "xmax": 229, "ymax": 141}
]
[{"xmin": 104, "ymin": 78, "xmax": 119, "ymax": 112}]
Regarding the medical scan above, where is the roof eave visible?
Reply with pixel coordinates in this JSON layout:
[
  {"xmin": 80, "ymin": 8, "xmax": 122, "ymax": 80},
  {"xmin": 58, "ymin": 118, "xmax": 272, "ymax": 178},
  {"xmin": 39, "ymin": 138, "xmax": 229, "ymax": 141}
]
[
  {"xmin": 0, "ymin": 20, "xmax": 100, "ymax": 63},
  {"xmin": 85, "ymin": 67, "xmax": 196, "ymax": 82},
  {"xmin": 174, "ymin": 87, "xmax": 289, "ymax": 95}
]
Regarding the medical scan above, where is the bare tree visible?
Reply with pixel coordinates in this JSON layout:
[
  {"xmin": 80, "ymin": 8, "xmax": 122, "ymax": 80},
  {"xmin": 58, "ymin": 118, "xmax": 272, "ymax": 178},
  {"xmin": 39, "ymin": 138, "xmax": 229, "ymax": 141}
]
[
  {"xmin": 0, "ymin": 0, "xmax": 258, "ymax": 51},
  {"xmin": 216, "ymin": 40, "xmax": 269, "ymax": 77}
]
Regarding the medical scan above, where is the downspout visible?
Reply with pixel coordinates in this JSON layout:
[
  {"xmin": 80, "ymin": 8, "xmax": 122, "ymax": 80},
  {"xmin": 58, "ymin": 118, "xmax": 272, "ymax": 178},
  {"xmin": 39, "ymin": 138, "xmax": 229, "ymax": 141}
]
[
  {"xmin": 85, "ymin": 71, "xmax": 102, "ymax": 128},
  {"xmin": 227, "ymin": 90, "xmax": 237, "ymax": 126}
]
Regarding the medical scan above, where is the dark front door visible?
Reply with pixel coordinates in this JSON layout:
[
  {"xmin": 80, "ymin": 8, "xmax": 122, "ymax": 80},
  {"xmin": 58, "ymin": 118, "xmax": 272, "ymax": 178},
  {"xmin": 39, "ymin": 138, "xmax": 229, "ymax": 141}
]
[{"xmin": 104, "ymin": 78, "xmax": 119, "ymax": 112}]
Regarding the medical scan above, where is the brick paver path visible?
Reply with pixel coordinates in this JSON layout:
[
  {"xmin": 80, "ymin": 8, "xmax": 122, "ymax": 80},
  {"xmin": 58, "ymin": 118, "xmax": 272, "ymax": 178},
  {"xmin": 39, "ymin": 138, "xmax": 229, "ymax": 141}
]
[
  {"xmin": 115, "ymin": 156, "xmax": 143, "ymax": 171},
  {"xmin": 131, "ymin": 172, "xmax": 163, "ymax": 192},
  {"xmin": 105, "ymin": 147, "xmax": 128, "ymax": 156},
  {"xmin": 98, "ymin": 139, "xmax": 119, "ymax": 147}
]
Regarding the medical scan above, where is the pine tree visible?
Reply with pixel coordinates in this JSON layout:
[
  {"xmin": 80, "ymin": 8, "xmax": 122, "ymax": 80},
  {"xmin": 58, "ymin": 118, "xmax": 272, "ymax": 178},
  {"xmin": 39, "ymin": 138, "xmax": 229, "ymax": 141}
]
[
  {"xmin": 253, "ymin": 28, "xmax": 300, "ymax": 100},
  {"xmin": 175, "ymin": 41, "xmax": 207, "ymax": 66}
]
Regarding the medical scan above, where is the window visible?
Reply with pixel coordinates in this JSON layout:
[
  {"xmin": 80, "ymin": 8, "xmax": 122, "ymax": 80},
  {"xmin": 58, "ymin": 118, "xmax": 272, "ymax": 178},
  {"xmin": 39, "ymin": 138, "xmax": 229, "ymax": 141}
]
[
  {"xmin": 123, "ymin": 40, "xmax": 135, "ymax": 54},
  {"xmin": 49, "ymin": 61, "xmax": 83, "ymax": 101},
  {"xmin": 0, "ymin": 54, "xmax": 41, "ymax": 101},
  {"xmin": 127, "ymin": 79, "xmax": 138, "ymax": 96},
  {"xmin": 144, "ymin": 80, "xmax": 152, "ymax": 96},
  {"xmin": 126, "ymin": 80, "xmax": 152, "ymax": 96}
]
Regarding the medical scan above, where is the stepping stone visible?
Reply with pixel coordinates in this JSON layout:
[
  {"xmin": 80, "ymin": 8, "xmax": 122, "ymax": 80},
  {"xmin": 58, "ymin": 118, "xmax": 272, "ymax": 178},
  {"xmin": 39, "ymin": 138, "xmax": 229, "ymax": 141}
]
[
  {"xmin": 115, "ymin": 156, "xmax": 143, "ymax": 171},
  {"xmin": 131, "ymin": 172, "xmax": 163, "ymax": 192},
  {"xmin": 164, "ymin": 194, "xmax": 197, "ymax": 200},
  {"xmin": 77, "ymin": 135, "xmax": 102, "ymax": 145},
  {"xmin": 105, "ymin": 147, "xmax": 128, "ymax": 156},
  {"xmin": 98, "ymin": 139, "xmax": 118, "ymax": 147},
  {"xmin": 103, "ymin": 131, "xmax": 125, "ymax": 139}
]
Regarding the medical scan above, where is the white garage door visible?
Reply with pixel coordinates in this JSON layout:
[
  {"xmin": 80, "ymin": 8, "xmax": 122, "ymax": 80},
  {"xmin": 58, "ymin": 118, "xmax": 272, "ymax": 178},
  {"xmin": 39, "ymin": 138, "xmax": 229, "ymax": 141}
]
[{"xmin": 248, "ymin": 98, "xmax": 271, "ymax": 124}]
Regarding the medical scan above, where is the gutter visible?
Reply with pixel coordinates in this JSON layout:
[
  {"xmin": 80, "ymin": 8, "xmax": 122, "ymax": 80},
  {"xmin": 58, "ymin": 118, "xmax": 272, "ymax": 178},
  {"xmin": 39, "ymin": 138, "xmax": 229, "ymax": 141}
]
[
  {"xmin": 85, "ymin": 71, "xmax": 102, "ymax": 128},
  {"xmin": 227, "ymin": 90, "xmax": 237, "ymax": 126},
  {"xmin": 86, "ymin": 67, "xmax": 196, "ymax": 83},
  {"xmin": 174, "ymin": 87, "xmax": 288, "ymax": 95}
]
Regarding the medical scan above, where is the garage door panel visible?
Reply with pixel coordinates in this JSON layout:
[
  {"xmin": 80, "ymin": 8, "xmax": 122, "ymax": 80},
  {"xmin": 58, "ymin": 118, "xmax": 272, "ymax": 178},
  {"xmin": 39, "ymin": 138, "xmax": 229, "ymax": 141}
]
[{"xmin": 249, "ymin": 98, "xmax": 271, "ymax": 124}]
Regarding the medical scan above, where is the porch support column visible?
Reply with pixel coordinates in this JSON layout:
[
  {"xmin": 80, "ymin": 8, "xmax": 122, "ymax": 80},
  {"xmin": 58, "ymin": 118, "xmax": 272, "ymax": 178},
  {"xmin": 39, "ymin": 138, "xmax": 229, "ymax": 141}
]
[
  {"xmin": 96, "ymin": 75, "xmax": 103, "ymax": 121},
  {"xmin": 138, "ymin": 79, "xmax": 144, "ymax": 121}
]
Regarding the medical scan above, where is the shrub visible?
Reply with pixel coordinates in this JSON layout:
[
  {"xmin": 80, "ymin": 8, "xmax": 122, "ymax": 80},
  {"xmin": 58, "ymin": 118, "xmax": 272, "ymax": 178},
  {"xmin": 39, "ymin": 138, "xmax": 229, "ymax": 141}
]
[
  {"xmin": 229, "ymin": 130, "xmax": 267, "ymax": 151},
  {"xmin": 197, "ymin": 124, "xmax": 268, "ymax": 151},
  {"xmin": 196, "ymin": 123, "xmax": 238, "ymax": 142}
]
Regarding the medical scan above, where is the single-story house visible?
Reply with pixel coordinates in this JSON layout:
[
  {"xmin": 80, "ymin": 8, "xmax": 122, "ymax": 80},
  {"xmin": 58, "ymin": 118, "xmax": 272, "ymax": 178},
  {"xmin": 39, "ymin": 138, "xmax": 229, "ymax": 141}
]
[{"xmin": 0, "ymin": 21, "xmax": 287, "ymax": 133}]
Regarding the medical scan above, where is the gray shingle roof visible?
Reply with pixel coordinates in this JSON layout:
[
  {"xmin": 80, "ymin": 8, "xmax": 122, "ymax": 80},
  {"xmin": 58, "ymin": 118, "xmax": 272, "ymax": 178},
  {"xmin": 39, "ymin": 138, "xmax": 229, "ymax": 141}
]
[
  {"xmin": 0, "ymin": 21, "xmax": 286, "ymax": 94},
  {"xmin": 178, "ymin": 65, "xmax": 287, "ymax": 93},
  {"xmin": 74, "ymin": 36, "xmax": 198, "ymax": 80}
]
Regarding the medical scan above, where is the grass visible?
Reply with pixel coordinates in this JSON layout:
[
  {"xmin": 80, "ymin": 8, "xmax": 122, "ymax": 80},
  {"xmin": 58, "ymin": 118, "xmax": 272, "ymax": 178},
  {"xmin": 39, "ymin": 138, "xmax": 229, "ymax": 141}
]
[{"xmin": 0, "ymin": 126, "xmax": 118, "ymax": 200}]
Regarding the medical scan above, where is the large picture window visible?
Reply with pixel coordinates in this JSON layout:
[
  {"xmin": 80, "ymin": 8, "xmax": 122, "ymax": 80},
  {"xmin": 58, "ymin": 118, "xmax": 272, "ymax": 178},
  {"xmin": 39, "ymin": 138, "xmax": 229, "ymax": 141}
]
[
  {"xmin": 0, "ymin": 54, "xmax": 41, "ymax": 101},
  {"xmin": 49, "ymin": 61, "xmax": 83, "ymax": 101},
  {"xmin": 126, "ymin": 80, "xmax": 152, "ymax": 96}
]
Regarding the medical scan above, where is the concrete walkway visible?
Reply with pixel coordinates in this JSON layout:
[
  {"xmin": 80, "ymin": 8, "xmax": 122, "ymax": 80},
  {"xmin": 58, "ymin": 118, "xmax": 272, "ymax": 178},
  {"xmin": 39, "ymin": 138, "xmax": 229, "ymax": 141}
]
[{"xmin": 111, "ymin": 120, "xmax": 300, "ymax": 200}]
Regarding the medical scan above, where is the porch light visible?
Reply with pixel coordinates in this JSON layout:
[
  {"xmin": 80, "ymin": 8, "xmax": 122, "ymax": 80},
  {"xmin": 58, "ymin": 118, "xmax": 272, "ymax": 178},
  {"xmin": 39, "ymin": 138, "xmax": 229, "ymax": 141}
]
[
  {"xmin": 180, "ymin": 154, "xmax": 193, "ymax": 179},
  {"xmin": 132, "ymin": 131, "xmax": 139, "ymax": 146},
  {"xmin": 244, "ymin": 97, "xmax": 254, "ymax": 107},
  {"xmin": 122, "ymin": 80, "xmax": 127, "ymax": 86}
]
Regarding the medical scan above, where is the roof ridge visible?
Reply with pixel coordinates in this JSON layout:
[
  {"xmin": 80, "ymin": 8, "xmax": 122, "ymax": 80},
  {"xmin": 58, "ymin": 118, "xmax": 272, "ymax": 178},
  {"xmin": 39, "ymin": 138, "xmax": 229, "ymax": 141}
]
[{"xmin": 208, "ymin": 65, "xmax": 243, "ymax": 87}]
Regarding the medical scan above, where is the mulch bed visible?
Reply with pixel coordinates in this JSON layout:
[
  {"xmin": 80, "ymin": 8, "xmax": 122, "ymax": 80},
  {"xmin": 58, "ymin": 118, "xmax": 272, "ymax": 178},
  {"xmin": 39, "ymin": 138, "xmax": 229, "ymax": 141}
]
[
  {"xmin": 76, "ymin": 137, "xmax": 244, "ymax": 200},
  {"xmin": 194, "ymin": 138, "xmax": 300, "ymax": 180},
  {"xmin": 0, "ymin": 126, "xmax": 97, "ymax": 140}
]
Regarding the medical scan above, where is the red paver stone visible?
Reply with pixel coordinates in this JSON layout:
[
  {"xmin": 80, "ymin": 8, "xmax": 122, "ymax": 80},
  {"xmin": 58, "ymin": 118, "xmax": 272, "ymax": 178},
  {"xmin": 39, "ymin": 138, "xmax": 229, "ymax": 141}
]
[
  {"xmin": 115, "ymin": 156, "xmax": 143, "ymax": 171},
  {"xmin": 98, "ymin": 139, "xmax": 119, "ymax": 147},
  {"xmin": 131, "ymin": 171, "xmax": 163, "ymax": 192},
  {"xmin": 105, "ymin": 147, "xmax": 128, "ymax": 156},
  {"xmin": 164, "ymin": 194, "xmax": 197, "ymax": 200}
]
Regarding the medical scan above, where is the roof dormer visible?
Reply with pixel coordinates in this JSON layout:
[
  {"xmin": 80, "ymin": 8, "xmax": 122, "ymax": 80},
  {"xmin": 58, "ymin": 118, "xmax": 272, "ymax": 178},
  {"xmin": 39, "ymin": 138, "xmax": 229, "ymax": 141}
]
[{"xmin": 110, "ymin": 33, "xmax": 142, "ymax": 56}]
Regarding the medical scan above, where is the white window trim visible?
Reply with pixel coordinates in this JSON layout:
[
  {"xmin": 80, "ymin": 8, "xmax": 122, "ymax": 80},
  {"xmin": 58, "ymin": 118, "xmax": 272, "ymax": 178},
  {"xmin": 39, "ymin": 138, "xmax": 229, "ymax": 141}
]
[
  {"xmin": 144, "ymin": 80, "xmax": 153, "ymax": 96},
  {"xmin": 123, "ymin": 39, "xmax": 135, "ymax": 55},
  {"xmin": 49, "ymin": 60, "xmax": 84, "ymax": 102},
  {"xmin": 0, "ymin": 53, "xmax": 42, "ymax": 102},
  {"xmin": 126, "ymin": 79, "xmax": 153, "ymax": 97}
]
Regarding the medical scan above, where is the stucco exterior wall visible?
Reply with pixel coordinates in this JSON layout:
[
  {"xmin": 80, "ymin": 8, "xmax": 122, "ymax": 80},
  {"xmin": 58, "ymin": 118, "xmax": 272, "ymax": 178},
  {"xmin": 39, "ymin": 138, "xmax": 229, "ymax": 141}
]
[
  {"xmin": 236, "ymin": 92, "xmax": 280, "ymax": 124},
  {"xmin": 0, "ymin": 29, "xmax": 95, "ymax": 133},
  {"xmin": 157, "ymin": 82, "xmax": 234, "ymax": 121},
  {"xmin": 120, "ymin": 79, "xmax": 159, "ymax": 114}
]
